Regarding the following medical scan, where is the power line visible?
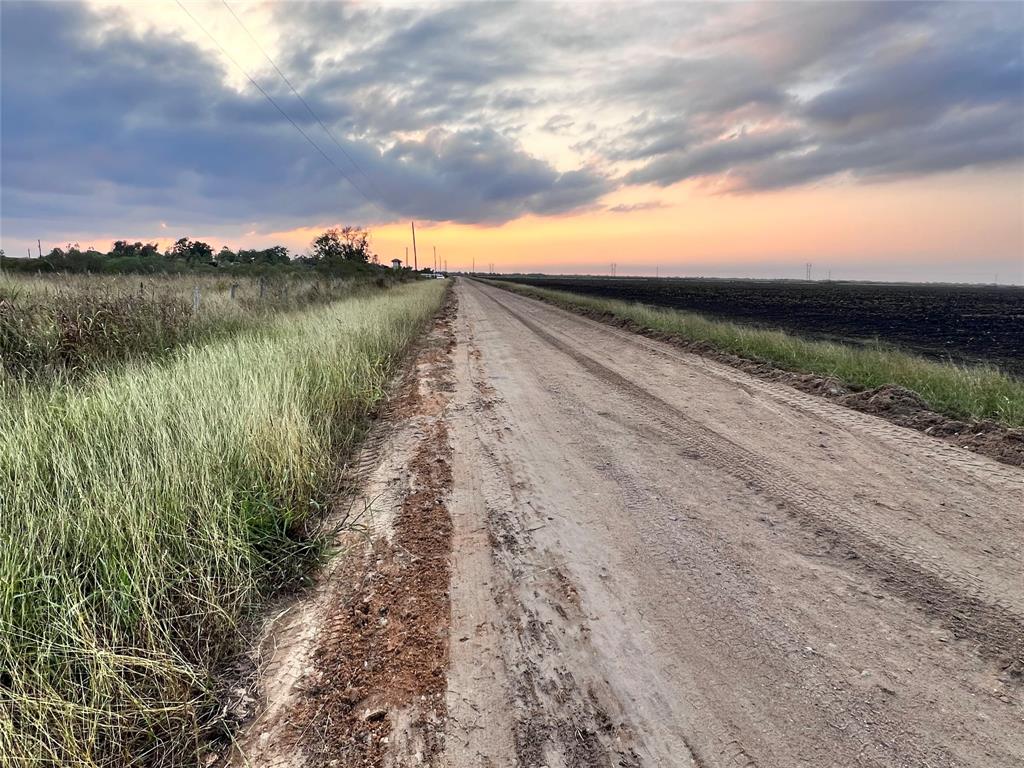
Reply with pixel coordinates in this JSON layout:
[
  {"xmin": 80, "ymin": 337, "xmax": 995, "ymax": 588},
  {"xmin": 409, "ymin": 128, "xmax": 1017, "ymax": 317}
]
[
  {"xmin": 174, "ymin": 0, "xmax": 378, "ymax": 212},
  {"xmin": 219, "ymin": 0, "xmax": 386, "ymax": 205}
]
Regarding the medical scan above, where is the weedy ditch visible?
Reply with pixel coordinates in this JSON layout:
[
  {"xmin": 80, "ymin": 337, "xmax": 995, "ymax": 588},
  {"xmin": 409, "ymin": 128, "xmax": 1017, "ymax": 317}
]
[{"xmin": 0, "ymin": 279, "xmax": 448, "ymax": 767}]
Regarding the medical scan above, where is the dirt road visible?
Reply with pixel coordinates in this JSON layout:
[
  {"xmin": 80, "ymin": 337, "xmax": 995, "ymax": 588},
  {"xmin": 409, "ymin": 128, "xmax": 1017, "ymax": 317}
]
[
  {"xmin": 443, "ymin": 278, "xmax": 1023, "ymax": 768},
  {"xmin": 233, "ymin": 278, "xmax": 1023, "ymax": 768}
]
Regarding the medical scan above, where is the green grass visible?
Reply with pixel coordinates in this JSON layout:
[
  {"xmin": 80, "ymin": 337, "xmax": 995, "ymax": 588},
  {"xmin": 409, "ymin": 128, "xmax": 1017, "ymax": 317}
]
[
  {"xmin": 0, "ymin": 272, "xmax": 388, "ymax": 382},
  {"xmin": 0, "ymin": 280, "xmax": 448, "ymax": 766},
  {"xmin": 488, "ymin": 280, "xmax": 1024, "ymax": 428}
]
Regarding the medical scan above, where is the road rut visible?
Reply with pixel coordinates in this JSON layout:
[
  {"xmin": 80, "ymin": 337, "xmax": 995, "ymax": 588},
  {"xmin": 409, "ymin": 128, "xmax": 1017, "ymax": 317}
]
[{"xmin": 443, "ymin": 278, "xmax": 1024, "ymax": 768}]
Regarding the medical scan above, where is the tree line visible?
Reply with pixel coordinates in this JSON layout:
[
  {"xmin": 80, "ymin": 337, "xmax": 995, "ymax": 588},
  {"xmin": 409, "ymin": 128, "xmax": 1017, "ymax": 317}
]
[{"xmin": 0, "ymin": 227, "xmax": 380, "ymax": 275}]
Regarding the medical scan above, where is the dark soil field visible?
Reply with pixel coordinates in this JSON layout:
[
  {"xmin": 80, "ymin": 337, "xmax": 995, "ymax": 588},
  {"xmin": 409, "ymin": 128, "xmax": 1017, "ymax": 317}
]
[{"xmin": 494, "ymin": 275, "xmax": 1024, "ymax": 376}]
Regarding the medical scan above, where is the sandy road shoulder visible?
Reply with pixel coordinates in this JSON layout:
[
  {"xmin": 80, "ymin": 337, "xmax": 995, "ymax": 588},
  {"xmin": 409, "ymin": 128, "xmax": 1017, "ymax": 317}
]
[{"xmin": 229, "ymin": 293, "xmax": 458, "ymax": 768}]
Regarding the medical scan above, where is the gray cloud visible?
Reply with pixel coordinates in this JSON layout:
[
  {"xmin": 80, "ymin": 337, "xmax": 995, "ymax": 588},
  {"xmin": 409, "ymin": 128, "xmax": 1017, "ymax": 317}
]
[
  {"xmin": 803, "ymin": 29, "xmax": 1024, "ymax": 137},
  {"xmin": 379, "ymin": 128, "xmax": 609, "ymax": 222},
  {"xmin": 610, "ymin": 56, "xmax": 788, "ymax": 118},
  {"xmin": 743, "ymin": 103, "xmax": 1024, "ymax": 190},
  {"xmin": 1, "ymin": 0, "xmax": 1022, "ymax": 249},
  {"xmin": 625, "ymin": 130, "xmax": 806, "ymax": 187},
  {"xmin": 608, "ymin": 2, "xmax": 1023, "ymax": 190},
  {"xmin": 542, "ymin": 114, "xmax": 576, "ymax": 134},
  {"xmin": 0, "ymin": 0, "xmax": 603, "ymax": 243},
  {"xmin": 607, "ymin": 201, "xmax": 666, "ymax": 213}
]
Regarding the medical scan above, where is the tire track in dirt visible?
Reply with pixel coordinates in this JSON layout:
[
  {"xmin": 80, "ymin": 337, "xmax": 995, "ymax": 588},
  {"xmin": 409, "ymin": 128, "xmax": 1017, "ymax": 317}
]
[
  {"xmin": 230, "ymin": 293, "xmax": 457, "ymax": 768},
  {"xmin": 484, "ymin": 285, "xmax": 1024, "ymax": 671},
  {"xmin": 489, "ymin": 282, "xmax": 1024, "ymax": 470},
  {"xmin": 445, "ymin": 278, "xmax": 1023, "ymax": 768},
  {"xmin": 295, "ymin": 415, "xmax": 452, "ymax": 767},
  {"xmin": 445, "ymin": 311, "xmax": 660, "ymax": 768}
]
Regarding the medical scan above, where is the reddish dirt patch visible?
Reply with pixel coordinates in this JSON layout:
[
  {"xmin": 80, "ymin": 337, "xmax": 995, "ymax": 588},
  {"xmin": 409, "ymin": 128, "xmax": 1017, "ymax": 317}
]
[{"xmin": 291, "ymin": 305, "xmax": 456, "ymax": 767}]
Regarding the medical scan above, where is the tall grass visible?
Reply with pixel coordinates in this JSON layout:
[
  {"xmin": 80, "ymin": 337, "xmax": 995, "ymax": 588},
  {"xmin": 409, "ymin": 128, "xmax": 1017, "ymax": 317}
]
[
  {"xmin": 0, "ymin": 272, "xmax": 380, "ymax": 381},
  {"xmin": 0, "ymin": 280, "xmax": 447, "ymax": 766},
  {"xmin": 489, "ymin": 280, "xmax": 1024, "ymax": 427}
]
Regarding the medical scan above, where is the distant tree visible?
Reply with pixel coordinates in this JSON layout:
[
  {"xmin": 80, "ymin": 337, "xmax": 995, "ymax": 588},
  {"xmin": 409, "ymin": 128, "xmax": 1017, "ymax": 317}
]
[
  {"xmin": 310, "ymin": 229, "xmax": 344, "ymax": 261},
  {"xmin": 168, "ymin": 238, "xmax": 189, "ymax": 260},
  {"xmin": 259, "ymin": 245, "xmax": 290, "ymax": 265},
  {"xmin": 169, "ymin": 237, "xmax": 213, "ymax": 264},
  {"xmin": 194, "ymin": 242, "xmax": 214, "ymax": 265},
  {"xmin": 110, "ymin": 240, "xmax": 136, "ymax": 258},
  {"xmin": 38, "ymin": 245, "xmax": 104, "ymax": 273},
  {"xmin": 109, "ymin": 240, "xmax": 160, "ymax": 259},
  {"xmin": 311, "ymin": 227, "xmax": 371, "ymax": 263},
  {"xmin": 339, "ymin": 226, "xmax": 371, "ymax": 263},
  {"xmin": 217, "ymin": 246, "xmax": 239, "ymax": 264},
  {"xmin": 239, "ymin": 245, "xmax": 290, "ymax": 265}
]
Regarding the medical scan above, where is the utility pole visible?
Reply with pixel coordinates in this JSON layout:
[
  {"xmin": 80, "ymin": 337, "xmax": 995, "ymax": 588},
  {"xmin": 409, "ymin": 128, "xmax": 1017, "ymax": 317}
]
[
  {"xmin": 37, "ymin": 239, "xmax": 42, "ymax": 258},
  {"xmin": 433, "ymin": 245, "xmax": 437, "ymax": 272},
  {"xmin": 472, "ymin": 256, "xmax": 475, "ymax": 274},
  {"xmin": 410, "ymin": 221, "xmax": 418, "ymax": 271}
]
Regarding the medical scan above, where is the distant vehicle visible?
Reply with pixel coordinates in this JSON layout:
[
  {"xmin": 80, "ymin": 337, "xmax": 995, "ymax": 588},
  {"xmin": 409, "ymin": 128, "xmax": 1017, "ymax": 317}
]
[{"xmin": 435, "ymin": 273, "xmax": 446, "ymax": 279}]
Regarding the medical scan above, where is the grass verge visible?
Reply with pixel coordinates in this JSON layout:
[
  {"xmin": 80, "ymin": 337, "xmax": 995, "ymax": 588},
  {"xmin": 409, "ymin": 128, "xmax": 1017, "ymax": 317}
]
[
  {"xmin": 1, "ymin": 272, "xmax": 388, "ymax": 382},
  {"xmin": 0, "ymin": 280, "xmax": 447, "ymax": 766},
  {"xmin": 487, "ymin": 280, "xmax": 1024, "ymax": 428}
]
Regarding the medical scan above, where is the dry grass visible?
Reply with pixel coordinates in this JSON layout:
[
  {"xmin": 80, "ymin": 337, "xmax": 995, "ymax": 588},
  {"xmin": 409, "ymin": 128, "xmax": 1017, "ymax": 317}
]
[
  {"xmin": 0, "ymin": 279, "xmax": 447, "ymax": 766},
  {"xmin": 0, "ymin": 272, "xmax": 372, "ymax": 381}
]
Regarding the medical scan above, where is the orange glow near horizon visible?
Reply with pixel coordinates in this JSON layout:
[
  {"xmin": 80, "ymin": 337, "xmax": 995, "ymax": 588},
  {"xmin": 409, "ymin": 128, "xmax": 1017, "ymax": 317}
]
[
  {"xmin": 359, "ymin": 169, "xmax": 1024, "ymax": 281},
  {"xmin": 46, "ymin": 167, "xmax": 1024, "ymax": 283},
  {"xmin": 6, "ymin": 2, "xmax": 1019, "ymax": 286}
]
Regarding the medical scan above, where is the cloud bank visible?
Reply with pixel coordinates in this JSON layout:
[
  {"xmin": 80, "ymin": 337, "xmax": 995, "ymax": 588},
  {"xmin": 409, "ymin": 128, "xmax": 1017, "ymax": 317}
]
[{"xmin": 1, "ymin": 0, "xmax": 1021, "ymax": 247}]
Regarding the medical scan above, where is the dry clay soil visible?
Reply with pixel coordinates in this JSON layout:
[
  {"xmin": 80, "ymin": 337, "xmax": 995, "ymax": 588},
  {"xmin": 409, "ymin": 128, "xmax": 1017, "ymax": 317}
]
[{"xmin": 232, "ymin": 278, "xmax": 1024, "ymax": 768}]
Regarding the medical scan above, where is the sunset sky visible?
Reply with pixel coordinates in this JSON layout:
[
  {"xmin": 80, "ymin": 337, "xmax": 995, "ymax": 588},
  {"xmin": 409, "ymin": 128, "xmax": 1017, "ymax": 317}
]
[{"xmin": 2, "ymin": 1, "xmax": 1022, "ymax": 282}]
